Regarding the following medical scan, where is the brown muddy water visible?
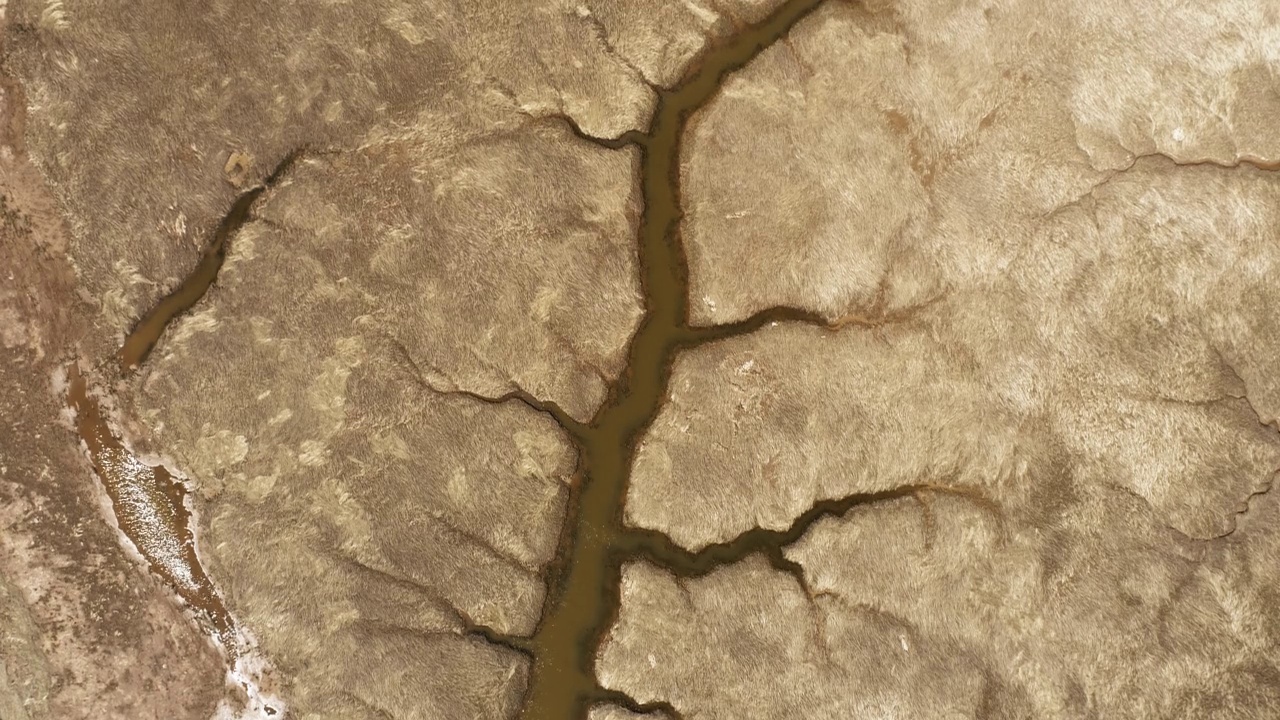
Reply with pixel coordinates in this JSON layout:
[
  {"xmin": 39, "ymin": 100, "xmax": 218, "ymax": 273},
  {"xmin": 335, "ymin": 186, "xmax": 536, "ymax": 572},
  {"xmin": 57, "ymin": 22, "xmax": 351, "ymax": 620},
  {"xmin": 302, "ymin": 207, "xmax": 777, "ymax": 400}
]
[
  {"xmin": 67, "ymin": 363, "xmax": 235, "ymax": 644},
  {"xmin": 117, "ymin": 149, "xmax": 306, "ymax": 373},
  {"xmin": 518, "ymin": 1, "xmax": 830, "ymax": 718}
]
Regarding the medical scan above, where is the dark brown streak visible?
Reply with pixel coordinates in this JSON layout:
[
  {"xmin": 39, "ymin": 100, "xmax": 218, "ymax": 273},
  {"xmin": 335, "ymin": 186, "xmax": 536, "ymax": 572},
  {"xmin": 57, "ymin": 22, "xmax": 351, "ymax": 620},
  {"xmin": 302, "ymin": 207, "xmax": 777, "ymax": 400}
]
[
  {"xmin": 574, "ymin": 10, "xmax": 659, "ymax": 91},
  {"xmin": 1202, "ymin": 349, "xmax": 1279, "ymax": 539},
  {"xmin": 678, "ymin": 289, "xmax": 950, "ymax": 347},
  {"xmin": 541, "ymin": 111, "xmax": 650, "ymax": 151},
  {"xmin": 382, "ymin": 331, "xmax": 586, "ymax": 439},
  {"xmin": 116, "ymin": 146, "xmax": 314, "ymax": 374},
  {"xmin": 332, "ymin": 551, "xmax": 536, "ymax": 657},
  {"xmin": 588, "ymin": 689, "xmax": 688, "ymax": 720},
  {"xmin": 465, "ymin": 622, "xmax": 536, "ymax": 657},
  {"xmin": 677, "ymin": 304, "xmax": 842, "ymax": 346},
  {"xmin": 447, "ymin": 387, "xmax": 586, "ymax": 441},
  {"xmin": 616, "ymin": 485, "xmax": 930, "ymax": 580}
]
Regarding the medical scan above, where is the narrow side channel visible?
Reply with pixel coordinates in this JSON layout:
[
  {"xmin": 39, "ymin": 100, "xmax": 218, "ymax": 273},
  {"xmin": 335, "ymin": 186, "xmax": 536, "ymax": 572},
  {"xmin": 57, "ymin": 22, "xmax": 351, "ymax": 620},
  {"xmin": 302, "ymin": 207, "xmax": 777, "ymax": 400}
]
[{"xmin": 117, "ymin": 149, "xmax": 307, "ymax": 373}]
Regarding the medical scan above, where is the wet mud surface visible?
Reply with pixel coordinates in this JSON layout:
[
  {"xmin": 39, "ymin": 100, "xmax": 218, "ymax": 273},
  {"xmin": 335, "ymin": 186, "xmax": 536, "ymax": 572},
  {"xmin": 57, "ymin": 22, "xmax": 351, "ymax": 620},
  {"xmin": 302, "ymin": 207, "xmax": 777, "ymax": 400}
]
[{"xmin": 66, "ymin": 363, "xmax": 236, "ymax": 644}]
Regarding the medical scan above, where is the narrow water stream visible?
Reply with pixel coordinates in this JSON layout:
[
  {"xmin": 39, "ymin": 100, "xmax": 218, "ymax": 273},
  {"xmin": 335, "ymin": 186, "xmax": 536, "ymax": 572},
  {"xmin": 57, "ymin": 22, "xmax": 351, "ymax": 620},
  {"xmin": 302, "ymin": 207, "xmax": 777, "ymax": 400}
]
[
  {"xmin": 518, "ymin": 2, "xmax": 828, "ymax": 717},
  {"xmin": 117, "ymin": 150, "xmax": 306, "ymax": 372}
]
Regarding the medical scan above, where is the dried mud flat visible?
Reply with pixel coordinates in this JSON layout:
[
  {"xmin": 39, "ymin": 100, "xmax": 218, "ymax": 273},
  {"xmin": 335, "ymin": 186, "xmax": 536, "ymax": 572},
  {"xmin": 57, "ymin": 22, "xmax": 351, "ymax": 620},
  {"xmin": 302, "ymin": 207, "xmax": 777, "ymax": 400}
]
[{"xmin": 3, "ymin": 0, "xmax": 1280, "ymax": 719}]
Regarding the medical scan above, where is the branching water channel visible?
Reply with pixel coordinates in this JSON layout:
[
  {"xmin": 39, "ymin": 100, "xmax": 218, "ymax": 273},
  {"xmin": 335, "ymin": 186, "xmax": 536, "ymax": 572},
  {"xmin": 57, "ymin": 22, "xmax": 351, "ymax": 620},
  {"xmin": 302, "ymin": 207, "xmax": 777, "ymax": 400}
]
[
  {"xmin": 514, "ymin": 2, "xmax": 836, "ymax": 717},
  {"xmin": 59, "ymin": 2, "xmax": 945, "ymax": 718}
]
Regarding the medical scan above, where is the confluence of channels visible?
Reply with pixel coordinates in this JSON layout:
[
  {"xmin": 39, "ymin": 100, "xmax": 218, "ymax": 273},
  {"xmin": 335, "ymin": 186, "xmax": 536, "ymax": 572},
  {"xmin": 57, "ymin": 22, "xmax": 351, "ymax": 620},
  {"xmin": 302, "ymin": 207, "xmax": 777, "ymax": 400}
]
[
  {"xmin": 517, "ymin": 2, "xmax": 832, "ymax": 718},
  {"xmin": 64, "ymin": 1, "xmax": 849, "ymax": 716}
]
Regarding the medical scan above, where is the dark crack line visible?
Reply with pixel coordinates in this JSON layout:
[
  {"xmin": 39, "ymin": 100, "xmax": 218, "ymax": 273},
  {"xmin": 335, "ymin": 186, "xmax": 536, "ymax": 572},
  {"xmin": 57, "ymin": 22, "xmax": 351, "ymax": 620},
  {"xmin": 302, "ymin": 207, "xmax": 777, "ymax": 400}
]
[
  {"xmin": 429, "ymin": 509, "xmax": 546, "ymax": 578},
  {"xmin": 1202, "ymin": 349, "xmax": 1280, "ymax": 540},
  {"xmin": 449, "ymin": 386, "xmax": 586, "ymax": 440},
  {"xmin": 617, "ymin": 484, "xmax": 974, "ymax": 581},
  {"xmin": 353, "ymin": 616, "xmax": 460, "ymax": 643},
  {"xmin": 680, "ymin": 304, "xmax": 838, "ymax": 345},
  {"xmin": 382, "ymin": 331, "xmax": 586, "ymax": 438},
  {"xmin": 679, "ymin": 281, "xmax": 949, "ymax": 347},
  {"xmin": 347, "ymin": 596, "xmax": 530, "ymax": 661},
  {"xmin": 1125, "ymin": 150, "xmax": 1280, "ymax": 173},
  {"xmin": 1217, "ymin": 480, "xmax": 1279, "ymax": 540},
  {"xmin": 331, "ymin": 552, "xmax": 459, "ymax": 610},
  {"xmin": 1216, "ymin": 349, "xmax": 1279, "ymax": 432},
  {"xmin": 536, "ymin": 110, "xmax": 650, "ymax": 151},
  {"xmin": 333, "ymin": 551, "xmax": 535, "ymax": 656},
  {"xmin": 573, "ymin": 8, "xmax": 659, "ymax": 90},
  {"xmin": 485, "ymin": 70, "xmax": 647, "ymax": 151},
  {"xmin": 466, "ymin": 623, "xmax": 536, "ymax": 657},
  {"xmin": 1043, "ymin": 150, "xmax": 1280, "ymax": 222}
]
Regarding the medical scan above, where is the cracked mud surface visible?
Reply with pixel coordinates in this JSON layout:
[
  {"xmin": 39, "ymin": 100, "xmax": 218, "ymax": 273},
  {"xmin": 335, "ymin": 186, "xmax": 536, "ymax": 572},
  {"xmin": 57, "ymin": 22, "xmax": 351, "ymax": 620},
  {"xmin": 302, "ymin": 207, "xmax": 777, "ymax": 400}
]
[{"xmin": 5, "ymin": 0, "xmax": 1280, "ymax": 719}]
